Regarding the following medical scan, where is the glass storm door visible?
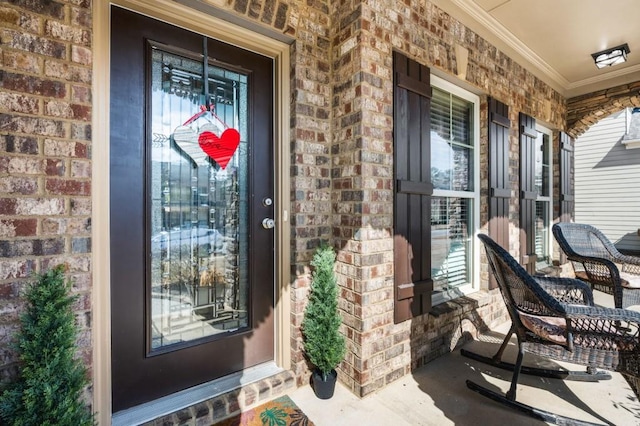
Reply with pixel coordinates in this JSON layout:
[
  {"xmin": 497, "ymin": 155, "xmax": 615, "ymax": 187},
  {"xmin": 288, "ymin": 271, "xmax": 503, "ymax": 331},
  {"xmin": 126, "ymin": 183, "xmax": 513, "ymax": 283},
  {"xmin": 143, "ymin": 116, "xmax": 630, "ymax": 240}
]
[{"xmin": 110, "ymin": 7, "xmax": 274, "ymax": 412}]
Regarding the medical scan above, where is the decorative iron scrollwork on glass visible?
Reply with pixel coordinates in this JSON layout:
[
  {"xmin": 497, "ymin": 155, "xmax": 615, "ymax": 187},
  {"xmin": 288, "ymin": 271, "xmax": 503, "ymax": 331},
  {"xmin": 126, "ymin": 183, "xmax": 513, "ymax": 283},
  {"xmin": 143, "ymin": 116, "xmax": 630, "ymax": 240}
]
[{"xmin": 148, "ymin": 45, "xmax": 249, "ymax": 350}]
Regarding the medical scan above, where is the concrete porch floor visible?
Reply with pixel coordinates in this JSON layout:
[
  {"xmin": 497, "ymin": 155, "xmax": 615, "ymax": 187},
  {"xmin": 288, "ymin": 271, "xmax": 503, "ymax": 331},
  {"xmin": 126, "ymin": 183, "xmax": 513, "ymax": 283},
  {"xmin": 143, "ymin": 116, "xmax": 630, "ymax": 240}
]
[{"xmin": 289, "ymin": 291, "xmax": 640, "ymax": 426}]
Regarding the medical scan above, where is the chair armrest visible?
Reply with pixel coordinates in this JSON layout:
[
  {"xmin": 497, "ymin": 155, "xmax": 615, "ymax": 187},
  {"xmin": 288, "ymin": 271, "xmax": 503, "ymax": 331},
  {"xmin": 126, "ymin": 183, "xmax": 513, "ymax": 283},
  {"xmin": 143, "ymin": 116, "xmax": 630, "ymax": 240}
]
[
  {"xmin": 550, "ymin": 304, "xmax": 640, "ymax": 359},
  {"xmin": 564, "ymin": 305, "xmax": 640, "ymax": 332},
  {"xmin": 567, "ymin": 254, "xmax": 621, "ymax": 282},
  {"xmin": 569, "ymin": 255, "xmax": 627, "ymax": 309},
  {"xmin": 563, "ymin": 304, "xmax": 640, "ymax": 321},
  {"xmin": 617, "ymin": 253, "xmax": 640, "ymax": 275},
  {"xmin": 534, "ymin": 276, "xmax": 594, "ymax": 306}
]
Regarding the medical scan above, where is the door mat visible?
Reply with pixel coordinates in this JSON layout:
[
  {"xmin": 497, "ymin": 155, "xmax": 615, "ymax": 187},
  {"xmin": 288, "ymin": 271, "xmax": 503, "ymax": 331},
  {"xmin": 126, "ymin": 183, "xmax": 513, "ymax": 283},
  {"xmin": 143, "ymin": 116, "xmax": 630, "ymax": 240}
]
[{"xmin": 215, "ymin": 395, "xmax": 315, "ymax": 426}]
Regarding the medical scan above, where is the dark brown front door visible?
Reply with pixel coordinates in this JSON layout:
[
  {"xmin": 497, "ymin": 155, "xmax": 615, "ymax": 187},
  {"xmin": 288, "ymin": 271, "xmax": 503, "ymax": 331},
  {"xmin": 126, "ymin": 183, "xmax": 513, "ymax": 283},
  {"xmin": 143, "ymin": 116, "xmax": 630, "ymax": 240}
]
[{"xmin": 110, "ymin": 7, "xmax": 274, "ymax": 412}]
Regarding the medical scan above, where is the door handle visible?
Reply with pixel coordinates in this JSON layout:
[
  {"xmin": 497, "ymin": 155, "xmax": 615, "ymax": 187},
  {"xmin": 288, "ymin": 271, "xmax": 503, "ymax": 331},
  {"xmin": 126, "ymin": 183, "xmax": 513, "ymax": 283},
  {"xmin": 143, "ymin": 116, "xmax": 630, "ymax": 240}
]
[{"xmin": 262, "ymin": 218, "xmax": 275, "ymax": 229}]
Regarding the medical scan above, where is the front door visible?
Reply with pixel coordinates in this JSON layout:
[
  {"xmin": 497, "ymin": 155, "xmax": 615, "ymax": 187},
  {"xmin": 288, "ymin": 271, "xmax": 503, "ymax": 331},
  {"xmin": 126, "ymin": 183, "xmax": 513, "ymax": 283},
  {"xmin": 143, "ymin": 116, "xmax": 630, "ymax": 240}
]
[{"xmin": 109, "ymin": 7, "xmax": 275, "ymax": 412}]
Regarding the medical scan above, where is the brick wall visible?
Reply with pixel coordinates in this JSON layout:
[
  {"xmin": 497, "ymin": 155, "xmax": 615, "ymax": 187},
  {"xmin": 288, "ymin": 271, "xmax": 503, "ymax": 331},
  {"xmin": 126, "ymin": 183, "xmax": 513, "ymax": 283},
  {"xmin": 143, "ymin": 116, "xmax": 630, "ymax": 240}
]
[
  {"xmin": 567, "ymin": 81, "xmax": 640, "ymax": 138},
  {"xmin": 329, "ymin": 0, "xmax": 566, "ymax": 396},
  {"xmin": 0, "ymin": 0, "xmax": 93, "ymax": 386},
  {"xmin": 0, "ymin": 0, "xmax": 585, "ymax": 420}
]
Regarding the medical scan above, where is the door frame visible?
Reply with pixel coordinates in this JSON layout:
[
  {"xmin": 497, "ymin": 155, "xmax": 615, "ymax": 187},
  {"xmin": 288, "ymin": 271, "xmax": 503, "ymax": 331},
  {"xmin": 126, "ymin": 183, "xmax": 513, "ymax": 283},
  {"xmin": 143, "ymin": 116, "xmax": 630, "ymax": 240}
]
[{"xmin": 93, "ymin": 1, "xmax": 292, "ymax": 422}]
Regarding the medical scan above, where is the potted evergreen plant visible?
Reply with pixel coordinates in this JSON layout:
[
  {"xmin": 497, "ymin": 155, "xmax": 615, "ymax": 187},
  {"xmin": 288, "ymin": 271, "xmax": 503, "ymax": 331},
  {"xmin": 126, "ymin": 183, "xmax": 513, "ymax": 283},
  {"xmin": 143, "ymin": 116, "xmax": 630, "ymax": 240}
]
[
  {"xmin": 0, "ymin": 265, "xmax": 94, "ymax": 425},
  {"xmin": 302, "ymin": 245, "xmax": 346, "ymax": 399}
]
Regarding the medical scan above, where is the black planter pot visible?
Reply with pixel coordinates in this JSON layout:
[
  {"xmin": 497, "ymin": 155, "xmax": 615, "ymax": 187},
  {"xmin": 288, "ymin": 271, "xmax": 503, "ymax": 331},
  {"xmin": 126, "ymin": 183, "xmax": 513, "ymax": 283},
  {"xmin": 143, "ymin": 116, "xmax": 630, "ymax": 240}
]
[{"xmin": 311, "ymin": 369, "xmax": 337, "ymax": 399}]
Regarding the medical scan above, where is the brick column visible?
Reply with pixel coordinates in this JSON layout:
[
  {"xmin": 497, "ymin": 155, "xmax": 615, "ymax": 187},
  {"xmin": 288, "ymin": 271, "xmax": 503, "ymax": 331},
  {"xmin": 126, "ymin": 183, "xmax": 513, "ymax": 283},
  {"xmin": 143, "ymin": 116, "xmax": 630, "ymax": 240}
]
[
  {"xmin": 286, "ymin": 0, "xmax": 335, "ymax": 384},
  {"xmin": 329, "ymin": 0, "xmax": 406, "ymax": 396}
]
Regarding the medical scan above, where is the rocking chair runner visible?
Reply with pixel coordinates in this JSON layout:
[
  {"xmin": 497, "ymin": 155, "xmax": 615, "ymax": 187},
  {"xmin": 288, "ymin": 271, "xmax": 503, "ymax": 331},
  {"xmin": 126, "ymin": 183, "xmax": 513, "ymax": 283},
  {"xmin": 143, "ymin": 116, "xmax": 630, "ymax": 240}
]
[
  {"xmin": 464, "ymin": 234, "xmax": 640, "ymax": 425},
  {"xmin": 553, "ymin": 222, "xmax": 640, "ymax": 309}
]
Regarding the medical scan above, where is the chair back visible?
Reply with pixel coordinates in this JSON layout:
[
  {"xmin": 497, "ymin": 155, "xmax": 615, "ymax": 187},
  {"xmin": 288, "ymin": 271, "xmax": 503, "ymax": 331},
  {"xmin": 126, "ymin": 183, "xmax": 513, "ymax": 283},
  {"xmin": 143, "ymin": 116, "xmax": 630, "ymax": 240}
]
[
  {"xmin": 553, "ymin": 222, "xmax": 620, "ymax": 262},
  {"xmin": 478, "ymin": 234, "xmax": 564, "ymax": 321}
]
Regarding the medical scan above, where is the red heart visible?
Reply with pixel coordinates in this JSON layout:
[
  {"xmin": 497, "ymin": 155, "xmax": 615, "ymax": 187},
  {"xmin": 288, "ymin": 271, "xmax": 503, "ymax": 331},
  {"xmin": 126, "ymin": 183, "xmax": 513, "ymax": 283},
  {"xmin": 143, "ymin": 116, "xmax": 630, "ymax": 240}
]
[{"xmin": 198, "ymin": 129, "xmax": 240, "ymax": 170}]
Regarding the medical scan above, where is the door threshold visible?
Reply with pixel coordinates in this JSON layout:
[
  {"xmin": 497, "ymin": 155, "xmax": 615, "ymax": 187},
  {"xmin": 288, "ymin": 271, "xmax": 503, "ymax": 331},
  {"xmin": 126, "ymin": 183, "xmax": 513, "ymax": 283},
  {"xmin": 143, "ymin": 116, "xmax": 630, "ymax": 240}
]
[{"xmin": 112, "ymin": 362, "xmax": 283, "ymax": 426}]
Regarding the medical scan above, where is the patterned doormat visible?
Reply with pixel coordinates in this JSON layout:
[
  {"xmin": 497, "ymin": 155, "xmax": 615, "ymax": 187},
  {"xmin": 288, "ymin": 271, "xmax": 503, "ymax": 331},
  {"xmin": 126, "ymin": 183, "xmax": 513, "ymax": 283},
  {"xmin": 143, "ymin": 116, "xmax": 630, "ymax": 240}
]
[{"xmin": 215, "ymin": 395, "xmax": 315, "ymax": 426}]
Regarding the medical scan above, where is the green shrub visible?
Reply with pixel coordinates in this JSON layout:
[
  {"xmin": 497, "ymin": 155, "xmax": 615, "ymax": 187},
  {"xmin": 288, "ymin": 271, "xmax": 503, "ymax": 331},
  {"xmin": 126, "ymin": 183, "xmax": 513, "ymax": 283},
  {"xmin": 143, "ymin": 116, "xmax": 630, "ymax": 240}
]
[
  {"xmin": 302, "ymin": 246, "xmax": 346, "ymax": 380},
  {"xmin": 0, "ymin": 265, "xmax": 94, "ymax": 426}
]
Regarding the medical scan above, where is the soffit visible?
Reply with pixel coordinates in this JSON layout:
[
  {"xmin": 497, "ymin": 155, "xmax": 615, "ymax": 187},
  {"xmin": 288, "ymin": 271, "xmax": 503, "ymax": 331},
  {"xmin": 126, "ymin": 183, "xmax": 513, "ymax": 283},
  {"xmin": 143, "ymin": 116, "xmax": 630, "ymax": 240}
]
[{"xmin": 435, "ymin": 0, "xmax": 640, "ymax": 97}]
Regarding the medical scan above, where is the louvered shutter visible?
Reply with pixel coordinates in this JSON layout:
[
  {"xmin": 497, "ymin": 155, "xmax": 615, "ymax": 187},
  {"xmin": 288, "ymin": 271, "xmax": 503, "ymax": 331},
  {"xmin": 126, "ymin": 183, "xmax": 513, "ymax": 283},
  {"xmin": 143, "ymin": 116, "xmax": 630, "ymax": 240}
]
[
  {"xmin": 393, "ymin": 51, "xmax": 433, "ymax": 323},
  {"xmin": 488, "ymin": 98, "xmax": 510, "ymax": 289},
  {"xmin": 559, "ymin": 132, "xmax": 575, "ymax": 263},
  {"xmin": 519, "ymin": 113, "xmax": 537, "ymax": 273}
]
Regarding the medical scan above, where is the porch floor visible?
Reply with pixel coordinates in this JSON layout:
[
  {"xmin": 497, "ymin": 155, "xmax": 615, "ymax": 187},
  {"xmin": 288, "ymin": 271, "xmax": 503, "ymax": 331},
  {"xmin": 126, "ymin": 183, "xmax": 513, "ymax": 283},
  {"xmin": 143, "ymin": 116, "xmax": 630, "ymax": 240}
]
[{"xmin": 289, "ymin": 290, "xmax": 640, "ymax": 425}]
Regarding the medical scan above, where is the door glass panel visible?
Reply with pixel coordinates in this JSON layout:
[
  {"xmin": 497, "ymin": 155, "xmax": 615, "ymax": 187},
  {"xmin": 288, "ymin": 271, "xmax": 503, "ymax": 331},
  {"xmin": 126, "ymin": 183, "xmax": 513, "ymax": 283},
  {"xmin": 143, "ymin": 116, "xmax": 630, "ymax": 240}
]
[{"xmin": 149, "ymin": 47, "xmax": 249, "ymax": 351}]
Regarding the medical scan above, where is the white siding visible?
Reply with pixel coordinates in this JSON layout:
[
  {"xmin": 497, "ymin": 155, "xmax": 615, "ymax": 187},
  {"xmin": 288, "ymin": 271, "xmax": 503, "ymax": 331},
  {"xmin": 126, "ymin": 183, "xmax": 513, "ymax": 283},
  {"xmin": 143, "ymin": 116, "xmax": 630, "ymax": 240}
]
[{"xmin": 575, "ymin": 110, "xmax": 640, "ymax": 253}]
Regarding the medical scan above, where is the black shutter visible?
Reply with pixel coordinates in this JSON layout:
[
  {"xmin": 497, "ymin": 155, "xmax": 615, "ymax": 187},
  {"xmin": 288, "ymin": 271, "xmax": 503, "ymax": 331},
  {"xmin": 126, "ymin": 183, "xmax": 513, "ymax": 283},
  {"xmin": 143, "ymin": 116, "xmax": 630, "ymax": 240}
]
[
  {"xmin": 488, "ymin": 98, "xmax": 510, "ymax": 289},
  {"xmin": 559, "ymin": 132, "xmax": 575, "ymax": 263},
  {"xmin": 393, "ymin": 51, "xmax": 433, "ymax": 323},
  {"xmin": 519, "ymin": 112, "xmax": 537, "ymax": 274}
]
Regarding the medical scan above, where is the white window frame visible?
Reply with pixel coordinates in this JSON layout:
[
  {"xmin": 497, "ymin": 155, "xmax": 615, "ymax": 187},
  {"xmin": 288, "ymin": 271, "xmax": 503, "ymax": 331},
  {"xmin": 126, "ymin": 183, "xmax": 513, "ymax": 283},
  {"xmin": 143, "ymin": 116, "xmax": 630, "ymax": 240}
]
[
  {"xmin": 430, "ymin": 75, "xmax": 480, "ymax": 305},
  {"xmin": 535, "ymin": 124, "xmax": 553, "ymax": 269},
  {"xmin": 623, "ymin": 107, "xmax": 640, "ymax": 149}
]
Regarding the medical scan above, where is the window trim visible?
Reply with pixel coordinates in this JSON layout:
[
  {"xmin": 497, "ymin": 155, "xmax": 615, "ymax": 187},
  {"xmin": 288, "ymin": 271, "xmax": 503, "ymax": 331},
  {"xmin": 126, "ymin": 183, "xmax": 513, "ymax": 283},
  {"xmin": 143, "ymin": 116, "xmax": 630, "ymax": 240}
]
[
  {"xmin": 623, "ymin": 107, "xmax": 640, "ymax": 149},
  {"xmin": 430, "ymin": 75, "xmax": 480, "ymax": 305}
]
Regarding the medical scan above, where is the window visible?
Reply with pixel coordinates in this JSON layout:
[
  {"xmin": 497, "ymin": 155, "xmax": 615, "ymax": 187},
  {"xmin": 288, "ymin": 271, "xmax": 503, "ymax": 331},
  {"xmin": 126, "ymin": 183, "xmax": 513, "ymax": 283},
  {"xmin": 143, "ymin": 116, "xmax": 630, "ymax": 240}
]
[
  {"xmin": 623, "ymin": 107, "xmax": 640, "ymax": 149},
  {"xmin": 534, "ymin": 125, "xmax": 552, "ymax": 269},
  {"xmin": 430, "ymin": 77, "xmax": 480, "ymax": 303}
]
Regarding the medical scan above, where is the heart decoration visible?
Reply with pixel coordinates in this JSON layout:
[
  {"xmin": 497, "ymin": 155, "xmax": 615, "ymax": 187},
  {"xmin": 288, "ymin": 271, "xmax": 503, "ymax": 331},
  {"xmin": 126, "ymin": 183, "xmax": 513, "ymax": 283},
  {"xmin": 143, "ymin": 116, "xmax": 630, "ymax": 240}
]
[
  {"xmin": 173, "ymin": 125, "xmax": 209, "ymax": 166},
  {"xmin": 198, "ymin": 128, "xmax": 240, "ymax": 170}
]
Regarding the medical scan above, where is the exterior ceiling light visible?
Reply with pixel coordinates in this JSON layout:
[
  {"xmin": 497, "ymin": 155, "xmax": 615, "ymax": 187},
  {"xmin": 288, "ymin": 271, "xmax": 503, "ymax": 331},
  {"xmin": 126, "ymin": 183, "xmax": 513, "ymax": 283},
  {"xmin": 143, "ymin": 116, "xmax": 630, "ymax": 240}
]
[{"xmin": 591, "ymin": 43, "xmax": 630, "ymax": 69}]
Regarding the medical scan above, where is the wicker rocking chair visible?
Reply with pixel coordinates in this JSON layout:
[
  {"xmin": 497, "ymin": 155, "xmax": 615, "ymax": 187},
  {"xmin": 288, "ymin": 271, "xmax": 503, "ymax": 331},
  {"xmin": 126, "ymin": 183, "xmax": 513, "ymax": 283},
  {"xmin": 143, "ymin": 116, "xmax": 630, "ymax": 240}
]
[
  {"xmin": 463, "ymin": 234, "xmax": 640, "ymax": 425},
  {"xmin": 553, "ymin": 222, "xmax": 640, "ymax": 309}
]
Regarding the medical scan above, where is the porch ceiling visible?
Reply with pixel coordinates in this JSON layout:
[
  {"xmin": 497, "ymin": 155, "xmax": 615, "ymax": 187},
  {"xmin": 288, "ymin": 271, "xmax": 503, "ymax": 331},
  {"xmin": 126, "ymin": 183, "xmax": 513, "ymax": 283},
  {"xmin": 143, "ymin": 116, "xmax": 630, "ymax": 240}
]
[{"xmin": 433, "ymin": 0, "xmax": 640, "ymax": 97}]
